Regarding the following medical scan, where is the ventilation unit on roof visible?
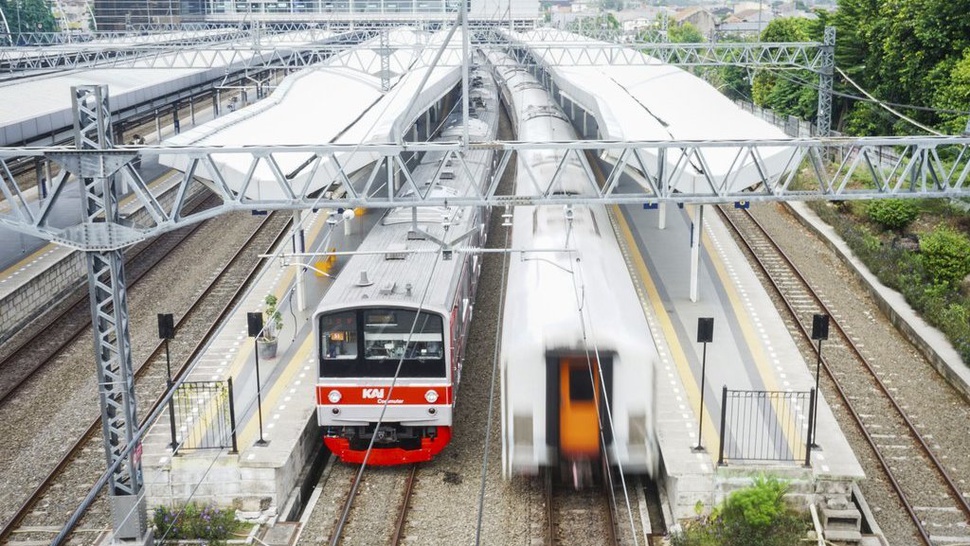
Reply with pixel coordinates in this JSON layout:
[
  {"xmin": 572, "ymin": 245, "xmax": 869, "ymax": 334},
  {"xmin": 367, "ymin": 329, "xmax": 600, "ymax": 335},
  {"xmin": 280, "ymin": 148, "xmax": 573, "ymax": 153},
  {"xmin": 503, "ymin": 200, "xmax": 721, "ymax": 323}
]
[
  {"xmin": 379, "ymin": 282, "xmax": 396, "ymax": 295},
  {"xmin": 385, "ymin": 243, "xmax": 408, "ymax": 260},
  {"xmin": 407, "ymin": 230, "xmax": 426, "ymax": 241},
  {"xmin": 439, "ymin": 171, "xmax": 455, "ymax": 180},
  {"xmin": 356, "ymin": 271, "xmax": 373, "ymax": 287}
]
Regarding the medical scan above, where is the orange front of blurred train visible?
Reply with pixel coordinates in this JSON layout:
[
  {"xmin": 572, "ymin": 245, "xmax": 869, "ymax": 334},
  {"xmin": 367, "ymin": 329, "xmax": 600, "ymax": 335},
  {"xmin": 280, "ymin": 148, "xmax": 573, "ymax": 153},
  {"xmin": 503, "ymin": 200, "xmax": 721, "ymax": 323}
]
[{"xmin": 559, "ymin": 357, "xmax": 601, "ymax": 459}]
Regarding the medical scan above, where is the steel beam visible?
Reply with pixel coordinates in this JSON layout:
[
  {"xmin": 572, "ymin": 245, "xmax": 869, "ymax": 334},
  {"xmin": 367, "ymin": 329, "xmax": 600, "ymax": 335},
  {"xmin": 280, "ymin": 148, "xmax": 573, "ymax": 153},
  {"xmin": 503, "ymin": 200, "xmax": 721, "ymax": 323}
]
[
  {"xmin": 816, "ymin": 26, "xmax": 835, "ymax": 137},
  {"xmin": 0, "ymin": 27, "xmax": 827, "ymax": 72},
  {"xmin": 3, "ymin": 135, "xmax": 970, "ymax": 250},
  {"xmin": 71, "ymin": 85, "xmax": 148, "ymax": 542}
]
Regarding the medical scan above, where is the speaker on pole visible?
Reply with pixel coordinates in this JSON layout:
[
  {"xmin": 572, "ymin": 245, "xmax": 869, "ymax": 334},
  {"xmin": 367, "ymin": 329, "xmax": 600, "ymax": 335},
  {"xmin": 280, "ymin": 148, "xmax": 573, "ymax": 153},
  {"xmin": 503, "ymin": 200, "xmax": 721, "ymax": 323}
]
[
  {"xmin": 697, "ymin": 317, "xmax": 714, "ymax": 343},
  {"xmin": 247, "ymin": 312, "xmax": 263, "ymax": 338},
  {"xmin": 157, "ymin": 313, "xmax": 175, "ymax": 340},
  {"xmin": 812, "ymin": 314, "xmax": 829, "ymax": 340}
]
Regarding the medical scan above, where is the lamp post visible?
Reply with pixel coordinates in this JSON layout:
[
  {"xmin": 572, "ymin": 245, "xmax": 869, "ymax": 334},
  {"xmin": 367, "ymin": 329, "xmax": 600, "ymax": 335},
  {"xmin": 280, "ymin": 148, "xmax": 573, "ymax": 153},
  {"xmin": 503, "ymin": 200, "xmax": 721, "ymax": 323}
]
[
  {"xmin": 157, "ymin": 313, "xmax": 178, "ymax": 450},
  {"xmin": 693, "ymin": 317, "xmax": 714, "ymax": 452},
  {"xmin": 247, "ymin": 312, "xmax": 268, "ymax": 446},
  {"xmin": 810, "ymin": 313, "xmax": 829, "ymax": 448}
]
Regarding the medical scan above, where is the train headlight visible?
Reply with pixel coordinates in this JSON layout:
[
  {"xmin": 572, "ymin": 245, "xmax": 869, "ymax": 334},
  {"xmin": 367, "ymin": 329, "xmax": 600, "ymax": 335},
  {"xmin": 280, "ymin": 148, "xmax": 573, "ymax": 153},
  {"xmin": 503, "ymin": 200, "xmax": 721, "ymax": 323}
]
[
  {"xmin": 327, "ymin": 390, "xmax": 342, "ymax": 404},
  {"xmin": 424, "ymin": 389, "xmax": 439, "ymax": 403}
]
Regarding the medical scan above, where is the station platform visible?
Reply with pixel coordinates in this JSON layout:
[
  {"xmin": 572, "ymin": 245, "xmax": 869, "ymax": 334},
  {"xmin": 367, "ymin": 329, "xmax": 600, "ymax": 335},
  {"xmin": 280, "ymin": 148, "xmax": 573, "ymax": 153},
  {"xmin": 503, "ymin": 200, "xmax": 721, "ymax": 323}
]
[
  {"xmin": 140, "ymin": 205, "xmax": 377, "ymax": 516},
  {"xmin": 614, "ymin": 202, "xmax": 865, "ymax": 520}
]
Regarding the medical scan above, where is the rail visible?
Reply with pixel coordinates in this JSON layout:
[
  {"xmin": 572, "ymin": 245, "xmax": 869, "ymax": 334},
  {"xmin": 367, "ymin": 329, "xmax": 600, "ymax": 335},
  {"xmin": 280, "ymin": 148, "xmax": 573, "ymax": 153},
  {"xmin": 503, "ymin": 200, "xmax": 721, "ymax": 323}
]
[
  {"xmin": 717, "ymin": 204, "xmax": 970, "ymax": 545},
  {"xmin": 0, "ymin": 211, "xmax": 292, "ymax": 543}
]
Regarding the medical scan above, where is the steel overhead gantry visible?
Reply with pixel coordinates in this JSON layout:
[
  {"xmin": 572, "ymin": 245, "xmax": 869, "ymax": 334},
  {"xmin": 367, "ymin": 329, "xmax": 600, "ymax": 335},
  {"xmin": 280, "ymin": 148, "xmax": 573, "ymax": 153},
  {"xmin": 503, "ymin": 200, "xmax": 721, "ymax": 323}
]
[
  {"xmin": 2, "ymin": 26, "xmax": 829, "ymax": 70},
  {"xmin": 68, "ymin": 85, "xmax": 149, "ymax": 544},
  {"xmin": 4, "ymin": 136, "xmax": 970, "ymax": 246},
  {"xmin": 0, "ymin": 26, "xmax": 839, "ymax": 136}
]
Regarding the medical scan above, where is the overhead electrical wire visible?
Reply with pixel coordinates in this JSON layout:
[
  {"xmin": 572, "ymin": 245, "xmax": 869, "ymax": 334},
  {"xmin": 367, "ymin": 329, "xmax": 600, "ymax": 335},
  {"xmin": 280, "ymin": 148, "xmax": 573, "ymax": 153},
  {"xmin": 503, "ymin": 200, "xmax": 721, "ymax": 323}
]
[{"xmin": 748, "ymin": 64, "xmax": 967, "ymax": 134}]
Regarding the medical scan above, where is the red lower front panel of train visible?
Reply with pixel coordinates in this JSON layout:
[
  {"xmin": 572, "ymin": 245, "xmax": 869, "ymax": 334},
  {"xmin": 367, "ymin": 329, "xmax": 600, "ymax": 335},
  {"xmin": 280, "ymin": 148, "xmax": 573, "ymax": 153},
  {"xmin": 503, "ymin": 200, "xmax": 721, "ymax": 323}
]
[{"xmin": 324, "ymin": 425, "xmax": 452, "ymax": 465}]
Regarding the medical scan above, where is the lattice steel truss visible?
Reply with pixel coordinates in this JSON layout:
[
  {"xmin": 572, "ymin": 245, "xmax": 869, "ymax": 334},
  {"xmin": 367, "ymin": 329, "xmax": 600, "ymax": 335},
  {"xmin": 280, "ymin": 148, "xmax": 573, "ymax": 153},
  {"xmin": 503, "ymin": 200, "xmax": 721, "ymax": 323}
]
[
  {"xmin": 71, "ymin": 85, "xmax": 147, "ymax": 541},
  {"xmin": 3, "ymin": 136, "xmax": 970, "ymax": 250},
  {"xmin": 816, "ymin": 26, "xmax": 835, "ymax": 137},
  {"xmin": 0, "ymin": 25, "xmax": 830, "ymax": 71}
]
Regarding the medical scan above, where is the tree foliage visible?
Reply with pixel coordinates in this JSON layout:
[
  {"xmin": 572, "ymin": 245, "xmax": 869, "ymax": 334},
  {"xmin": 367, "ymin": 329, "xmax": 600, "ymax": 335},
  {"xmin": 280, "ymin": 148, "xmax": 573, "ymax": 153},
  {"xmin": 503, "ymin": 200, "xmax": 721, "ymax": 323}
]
[
  {"xmin": 668, "ymin": 21, "xmax": 703, "ymax": 44},
  {"xmin": 0, "ymin": 0, "xmax": 57, "ymax": 38},
  {"xmin": 866, "ymin": 199, "xmax": 920, "ymax": 232},
  {"xmin": 750, "ymin": 17, "xmax": 821, "ymax": 122},
  {"xmin": 831, "ymin": 0, "xmax": 970, "ymax": 135}
]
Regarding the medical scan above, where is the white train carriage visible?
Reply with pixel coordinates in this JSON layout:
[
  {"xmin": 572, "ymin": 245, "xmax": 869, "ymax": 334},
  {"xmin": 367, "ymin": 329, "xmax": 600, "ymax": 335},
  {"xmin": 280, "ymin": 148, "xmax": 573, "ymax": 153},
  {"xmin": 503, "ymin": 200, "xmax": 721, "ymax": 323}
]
[
  {"xmin": 489, "ymin": 53, "xmax": 660, "ymax": 483},
  {"xmin": 314, "ymin": 63, "xmax": 499, "ymax": 465}
]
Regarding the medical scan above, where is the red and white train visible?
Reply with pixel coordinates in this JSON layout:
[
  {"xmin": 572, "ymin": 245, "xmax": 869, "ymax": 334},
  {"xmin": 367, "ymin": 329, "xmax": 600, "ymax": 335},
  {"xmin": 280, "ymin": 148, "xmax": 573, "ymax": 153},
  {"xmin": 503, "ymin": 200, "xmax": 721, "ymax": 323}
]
[{"xmin": 313, "ymin": 62, "xmax": 498, "ymax": 465}]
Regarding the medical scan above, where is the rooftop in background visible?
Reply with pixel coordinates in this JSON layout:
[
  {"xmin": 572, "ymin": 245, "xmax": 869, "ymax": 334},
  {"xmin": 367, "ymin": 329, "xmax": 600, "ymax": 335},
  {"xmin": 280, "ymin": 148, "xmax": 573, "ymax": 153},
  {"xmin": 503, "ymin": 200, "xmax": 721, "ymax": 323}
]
[{"xmin": 87, "ymin": 0, "xmax": 539, "ymax": 30}]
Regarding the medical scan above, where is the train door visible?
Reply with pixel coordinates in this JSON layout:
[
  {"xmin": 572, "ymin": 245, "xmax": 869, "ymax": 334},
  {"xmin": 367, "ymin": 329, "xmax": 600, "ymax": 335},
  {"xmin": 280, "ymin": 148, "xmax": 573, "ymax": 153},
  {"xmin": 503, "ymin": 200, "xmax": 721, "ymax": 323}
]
[
  {"xmin": 546, "ymin": 353, "xmax": 613, "ymax": 487},
  {"xmin": 559, "ymin": 357, "xmax": 600, "ymax": 460}
]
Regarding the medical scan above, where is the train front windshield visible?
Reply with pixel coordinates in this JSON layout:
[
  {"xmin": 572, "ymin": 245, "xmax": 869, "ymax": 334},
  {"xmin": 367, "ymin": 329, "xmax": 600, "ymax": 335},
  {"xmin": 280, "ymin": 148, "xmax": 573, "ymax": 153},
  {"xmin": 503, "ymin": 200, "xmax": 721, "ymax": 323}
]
[{"xmin": 318, "ymin": 308, "xmax": 446, "ymax": 378}]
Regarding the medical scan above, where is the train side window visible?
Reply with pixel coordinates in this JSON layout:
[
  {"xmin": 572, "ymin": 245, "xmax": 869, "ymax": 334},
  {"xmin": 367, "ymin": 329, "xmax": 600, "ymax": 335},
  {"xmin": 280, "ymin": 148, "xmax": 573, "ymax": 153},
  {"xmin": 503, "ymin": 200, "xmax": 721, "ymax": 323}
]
[{"xmin": 569, "ymin": 368, "xmax": 595, "ymax": 401}]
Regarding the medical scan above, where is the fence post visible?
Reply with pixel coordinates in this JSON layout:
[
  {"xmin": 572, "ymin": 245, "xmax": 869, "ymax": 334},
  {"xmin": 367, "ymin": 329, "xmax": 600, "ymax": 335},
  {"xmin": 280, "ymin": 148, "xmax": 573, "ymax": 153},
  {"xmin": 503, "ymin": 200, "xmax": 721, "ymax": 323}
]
[
  {"xmin": 805, "ymin": 388, "xmax": 816, "ymax": 467},
  {"xmin": 718, "ymin": 385, "xmax": 728, "ymax": 466},
  {"xmin": 227, "ymin": 378, "xmax": 239, "ymax": 454}
]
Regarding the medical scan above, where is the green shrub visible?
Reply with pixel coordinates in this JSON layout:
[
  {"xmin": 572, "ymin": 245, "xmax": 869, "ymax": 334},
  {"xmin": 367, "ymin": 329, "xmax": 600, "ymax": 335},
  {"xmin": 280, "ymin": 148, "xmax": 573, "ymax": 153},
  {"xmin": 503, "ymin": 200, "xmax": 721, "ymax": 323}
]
[
  {"xmin": 865, "ymin": 199, "xmax": 920, "ymax": 232},
  {"xmin": 670, "ymin": 476, "xmax": 809, "ymax": 546},
  {"xmin": 920, "ymin": 227, "xmax": 970, "ymax": 289},
  {"xmin": 153, "ymin": 503, "xmax": 240, "ymax": 543}
]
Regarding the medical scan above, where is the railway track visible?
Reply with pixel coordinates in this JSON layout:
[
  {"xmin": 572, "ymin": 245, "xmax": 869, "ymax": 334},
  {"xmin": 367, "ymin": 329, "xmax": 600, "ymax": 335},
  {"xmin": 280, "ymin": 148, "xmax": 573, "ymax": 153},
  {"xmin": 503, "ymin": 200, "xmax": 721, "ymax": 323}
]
[
  {"xmin": 0, "ymin": 211, "xmax": 292, "ymax": 545},
  {"xmin": 328, "ymin": 464, "xmax": 417, "ymax": 546},
  {"xmin": 718, "ymin": 204, "xmax": 970, "ymax": 546},
  {"xmin": 545, "ymin": 468, "xmax": 619, "ymax": 546},
  {"xmin": 0, "ymin": 189, "xmax": 215, "ymax": 407}
]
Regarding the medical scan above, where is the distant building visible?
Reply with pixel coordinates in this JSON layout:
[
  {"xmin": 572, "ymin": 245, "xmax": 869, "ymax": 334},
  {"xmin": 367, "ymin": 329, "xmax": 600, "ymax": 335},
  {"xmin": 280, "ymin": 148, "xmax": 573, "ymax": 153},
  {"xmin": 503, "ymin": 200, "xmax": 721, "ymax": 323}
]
[
  {"xmin": 95, "ymin": 0, "xmax": 539, "ymax": 30},
  {"xmin": 719, "ymin": 7, "xmax": 773, "ymax": 35},
  {"xmin": 672, "ymin": 6, "xmax": 716, "ymax": 38}
]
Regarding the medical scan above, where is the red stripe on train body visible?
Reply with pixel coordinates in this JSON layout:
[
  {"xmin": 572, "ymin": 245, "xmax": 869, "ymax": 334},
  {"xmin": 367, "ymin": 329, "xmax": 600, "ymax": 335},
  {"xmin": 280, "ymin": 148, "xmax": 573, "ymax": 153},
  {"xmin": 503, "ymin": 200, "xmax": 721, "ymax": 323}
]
[{"xmin": 316, "ymin": 385, "xmax": 453, "ymax": 405}]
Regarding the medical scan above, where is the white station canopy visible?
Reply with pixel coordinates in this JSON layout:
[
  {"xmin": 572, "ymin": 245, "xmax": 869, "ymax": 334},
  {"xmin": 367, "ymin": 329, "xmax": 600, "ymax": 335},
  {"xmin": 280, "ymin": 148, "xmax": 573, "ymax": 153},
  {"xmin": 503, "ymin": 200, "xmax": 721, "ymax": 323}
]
[
  {"xmin": 159, "ymin": 27, "xmax": 467, "ymax": 201},
  {"xmin": 507, "ymin": 29, "xmax": 796, "ymax": 195}
]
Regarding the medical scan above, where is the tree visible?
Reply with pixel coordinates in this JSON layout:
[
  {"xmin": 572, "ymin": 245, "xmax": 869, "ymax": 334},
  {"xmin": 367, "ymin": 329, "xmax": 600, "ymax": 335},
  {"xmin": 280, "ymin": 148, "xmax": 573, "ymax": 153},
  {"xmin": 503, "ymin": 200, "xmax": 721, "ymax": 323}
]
[
  {"xmin": 750, "ymin": 17, "xmax": 818, "ymax": 122},
  {"xmin": 0, "ymin": 0, "xmax": 57, "ymax": 40},
  {"xmin": 933, "ymin": 49, "xmax": 970, "ymax": 135},
  {"xmin": 833, "ymin": 0, "xmax": 970, "ymax": 135},
  {"xmin": 668, "ymin": 21, "xmax": 703, "ymax": 43},
  {"xmin": 2, "ymin": 0, "xmax": 52, "ymax": 31}
]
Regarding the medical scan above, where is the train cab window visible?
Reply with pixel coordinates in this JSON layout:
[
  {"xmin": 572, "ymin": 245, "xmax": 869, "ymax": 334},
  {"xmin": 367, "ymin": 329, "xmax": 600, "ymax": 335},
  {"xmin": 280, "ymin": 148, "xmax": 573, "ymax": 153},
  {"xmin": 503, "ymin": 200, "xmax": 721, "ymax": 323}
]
[
  {"xmin": 363, "ymin": 309, "xmax": 443, "ymax": 360},
  {"xmin": 569, "ymin": 368, "xmax": 595, "ymax": 401},
  {"xmin": 320, "ymin": 311, "xmax": 358, "ymax": 361},
  {"xmin": 320, "ymin": 308, "xmax": 446, "ymax": 377}
]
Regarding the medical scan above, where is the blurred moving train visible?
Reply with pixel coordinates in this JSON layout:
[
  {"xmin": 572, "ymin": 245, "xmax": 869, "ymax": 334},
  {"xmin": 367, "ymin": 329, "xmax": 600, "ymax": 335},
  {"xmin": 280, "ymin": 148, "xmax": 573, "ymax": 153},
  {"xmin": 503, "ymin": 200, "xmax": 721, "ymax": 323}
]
[
  {"xmin": 313, "ymin": 60, "xmax": 499, "ymax": 465},
  {"xmin": 489, "ymin": 52, "xmax": 661, "ymax": 486}
]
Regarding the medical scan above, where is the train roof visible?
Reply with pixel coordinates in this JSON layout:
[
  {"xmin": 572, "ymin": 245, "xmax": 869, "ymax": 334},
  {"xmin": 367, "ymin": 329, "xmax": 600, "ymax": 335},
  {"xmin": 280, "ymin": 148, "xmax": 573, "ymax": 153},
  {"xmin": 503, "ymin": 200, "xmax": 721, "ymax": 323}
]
[{"xmin": 314, "ymin": 66, "xmax": 498, "ymax": 317}]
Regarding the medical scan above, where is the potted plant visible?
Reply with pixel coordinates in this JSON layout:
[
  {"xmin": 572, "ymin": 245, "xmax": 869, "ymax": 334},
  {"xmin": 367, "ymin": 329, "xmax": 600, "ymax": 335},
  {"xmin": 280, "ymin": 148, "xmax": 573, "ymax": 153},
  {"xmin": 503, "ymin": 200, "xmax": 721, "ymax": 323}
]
[{"xmin": 257, "ymin": 294, "xmax": 283, "ymax": 359}]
